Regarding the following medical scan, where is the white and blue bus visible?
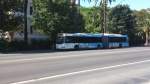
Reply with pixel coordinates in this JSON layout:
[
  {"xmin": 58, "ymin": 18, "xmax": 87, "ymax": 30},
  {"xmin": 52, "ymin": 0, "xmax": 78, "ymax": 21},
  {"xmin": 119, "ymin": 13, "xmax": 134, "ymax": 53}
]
[{"xmin": 56, "ymin": 33, "xmax": 129, "ymax": 49}]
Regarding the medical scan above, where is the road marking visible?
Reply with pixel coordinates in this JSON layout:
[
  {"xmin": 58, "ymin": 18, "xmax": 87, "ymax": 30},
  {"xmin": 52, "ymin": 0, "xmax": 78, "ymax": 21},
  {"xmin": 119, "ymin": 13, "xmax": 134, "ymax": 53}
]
[
  {"xmin": 0, "ymin": 49, "xmax": 150, "ymax": 64},
  {"xmin": 11, "ymin": 59, "xmax": 150, "ymax": 84}
]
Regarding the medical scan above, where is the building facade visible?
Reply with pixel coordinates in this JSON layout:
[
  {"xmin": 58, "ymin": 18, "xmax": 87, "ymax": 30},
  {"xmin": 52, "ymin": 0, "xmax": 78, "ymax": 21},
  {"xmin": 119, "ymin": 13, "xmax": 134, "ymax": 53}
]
[
  {"xmin": 12, "ymin": 0, "xmax": 48, "ymax": 43},
  {"xmin": 11, "ymin": 0, "xmax": 80, "ymax": 43}
]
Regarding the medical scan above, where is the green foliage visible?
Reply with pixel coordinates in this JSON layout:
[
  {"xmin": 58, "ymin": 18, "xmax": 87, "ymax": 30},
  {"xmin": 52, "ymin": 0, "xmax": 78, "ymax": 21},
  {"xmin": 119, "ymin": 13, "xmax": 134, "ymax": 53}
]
[
  {"xmin": 1, "ymin": 0, "xmax": 149, "ymax": 48},
  {"xmin": 108, "ymin": 5, "xmax": 137, "ymax": 45},
  {"xmin": 134, "ymin": 9, "xmax": 150, "ymax": 45},
  {"xmin": 33, "ymin": 0, "xmax": 84, "ymax": 42},
  {"xmin": 0, "ymin": 0, "xmax": 23, "ymax": 32},
  {"xmin": 86, "ymin": 0, "xmax": 116, "ymax": 4},
  {"xmin": 80, "ymin": 7, "xmax": 102, "ymax": 33},
  {"xmin": 109, "ymin": 5, "xmax": 134, "ymax": 34},
  {"xmin": 135, "ymin": 10, "xmax": 150, "ymax": 30}
]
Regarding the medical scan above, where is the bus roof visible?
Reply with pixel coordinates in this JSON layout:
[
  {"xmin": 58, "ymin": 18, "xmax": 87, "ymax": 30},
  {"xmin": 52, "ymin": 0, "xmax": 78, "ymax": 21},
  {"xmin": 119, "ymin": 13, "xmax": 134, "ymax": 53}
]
[
  {"xmin": 104, "ymin": 33, "xmax": 128, "ymax": 37},
  {"xmin": 58, "ymin": 33, "xmax": 127, "ymax": 38},
  {"xmin": 61, "ymin": 33, "xmax": 103, "ymax": 37}
]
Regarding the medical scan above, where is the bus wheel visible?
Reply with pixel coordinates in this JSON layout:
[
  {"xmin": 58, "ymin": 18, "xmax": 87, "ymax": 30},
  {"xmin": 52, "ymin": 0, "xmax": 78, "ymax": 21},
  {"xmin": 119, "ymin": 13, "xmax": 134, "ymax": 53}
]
[
  {"xmin": 74, "ymin": 45, "xmax": 79, "ymax": 50},
  {"xmin": 97, "ymin": 45, "xmax": 101, "ymax": 49},
  {"xmin": 119, "ymin": 44, "xmax": 122, "ymax": 48}
]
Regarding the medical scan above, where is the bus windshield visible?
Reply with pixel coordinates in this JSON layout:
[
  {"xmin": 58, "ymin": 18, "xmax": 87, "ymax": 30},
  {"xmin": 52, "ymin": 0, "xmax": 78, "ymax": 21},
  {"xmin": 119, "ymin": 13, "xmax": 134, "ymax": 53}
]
[{"xmin": 56, "ymin": 37, "xmax": 64, "ymax": 44}]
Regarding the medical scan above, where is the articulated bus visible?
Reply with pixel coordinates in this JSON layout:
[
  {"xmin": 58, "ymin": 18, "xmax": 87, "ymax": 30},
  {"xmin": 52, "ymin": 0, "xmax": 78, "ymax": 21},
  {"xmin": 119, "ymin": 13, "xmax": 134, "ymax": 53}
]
[{"xmin": 56, "ymin": 33, "xmax": 129, "ymax": 49}]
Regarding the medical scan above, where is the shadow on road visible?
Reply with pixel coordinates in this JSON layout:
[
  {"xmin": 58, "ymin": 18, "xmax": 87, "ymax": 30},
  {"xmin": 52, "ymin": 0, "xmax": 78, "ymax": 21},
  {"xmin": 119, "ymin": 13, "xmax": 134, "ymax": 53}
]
[
  {"xmin": 0, "ymin": 46, "xmax": 146, "ymax": 54},
  {"xmin": 0, "ymin": 48, "xmax": 105, "ymax": 54}
]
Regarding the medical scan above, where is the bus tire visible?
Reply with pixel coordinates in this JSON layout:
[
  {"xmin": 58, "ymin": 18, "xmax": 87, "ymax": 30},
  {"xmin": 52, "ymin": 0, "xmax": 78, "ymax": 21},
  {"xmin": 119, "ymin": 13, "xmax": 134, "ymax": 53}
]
[
  {"xmin": 74, "ymin": 45, "xmax": 79, "ymax": 50},
  {"xmin": 119, "ymin": 44, "xmax": 122, "ymax": 48},
  {"xmin": 97, "ymin": 45, "xmax": 101, "ymax": 49}
]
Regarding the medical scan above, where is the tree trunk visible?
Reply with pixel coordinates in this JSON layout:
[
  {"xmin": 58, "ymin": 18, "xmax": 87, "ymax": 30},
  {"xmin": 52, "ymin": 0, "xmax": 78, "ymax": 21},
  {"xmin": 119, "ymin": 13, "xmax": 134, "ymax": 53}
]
[{"xmin": 145, "ymin": 28, "xmax": 149, "ymax": 46}]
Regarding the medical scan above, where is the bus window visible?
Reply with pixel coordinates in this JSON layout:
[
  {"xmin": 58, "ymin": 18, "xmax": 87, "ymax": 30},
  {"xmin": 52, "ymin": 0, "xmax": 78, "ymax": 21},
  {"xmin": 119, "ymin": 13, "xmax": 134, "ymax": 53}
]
[
  {"xmin": 65, "ymin": 36, "xmax": 77, "ymax": 43},
  {"xmin": 109, "ymin": 37, "xmax": 127, "ymax": 42},
  {"xmin": 56, "ymin": 37, "xmax": 64, "ymax": 44}
]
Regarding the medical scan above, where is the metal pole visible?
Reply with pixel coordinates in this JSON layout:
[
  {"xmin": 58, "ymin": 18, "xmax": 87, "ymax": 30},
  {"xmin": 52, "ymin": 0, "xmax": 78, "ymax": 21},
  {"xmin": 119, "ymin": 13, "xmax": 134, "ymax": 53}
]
[
  {"xmin": 102, "ymin": 0, "xmax": 108, "ymax": 48},
  {"xmin": 103, "ymin": 0, "xmax": 107, "ymax": 33},
  {"xmin": 24, "ymin": 0, "xmax": 28, "ymax": 45},
  {"xmin": 78, "ymin": 0, "xmax": 80, "ymax": 13}
]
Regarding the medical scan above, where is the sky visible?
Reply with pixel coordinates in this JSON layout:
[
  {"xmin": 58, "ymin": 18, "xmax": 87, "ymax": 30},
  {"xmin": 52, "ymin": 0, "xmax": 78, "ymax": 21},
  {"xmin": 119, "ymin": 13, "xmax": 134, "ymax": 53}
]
[{"xmin": 80, "ymin": 0, "xmax": 150, "ymax": 10}]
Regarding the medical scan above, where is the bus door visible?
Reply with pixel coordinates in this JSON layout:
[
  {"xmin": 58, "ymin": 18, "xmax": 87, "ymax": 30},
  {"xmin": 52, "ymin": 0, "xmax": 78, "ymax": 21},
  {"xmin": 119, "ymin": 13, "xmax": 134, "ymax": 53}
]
[{"xmin": 102, "ymin": 36, "xmax": 109, "ymax": 48}]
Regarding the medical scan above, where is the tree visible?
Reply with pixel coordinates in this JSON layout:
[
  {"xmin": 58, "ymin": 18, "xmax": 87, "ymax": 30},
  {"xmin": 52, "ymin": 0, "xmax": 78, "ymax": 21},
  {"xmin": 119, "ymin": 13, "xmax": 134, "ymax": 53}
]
[
  {"xmin": 33, "ymin": 0, "xmax": 84, "ymax": 43},
  {"xmin": 109, "ymin": 5, "xmax": 137, "ymax": 45},
  {"xmin": 85, "ymin": 0, "xmax": 116, "ymax": 33},
  {"xmin": 80, "ymin": 7, "xmax": 102, "ymax": 33},
  {"xmin": 143, "ymin": 14, "xmax": 150, "ymax": 46},
  {"xmin": 86, "ymin": 0, "xmax": 116, "ymax": 4},
  {"xmin": 0, "ymin": 0, "xmax": 23, "ymax": 32},
  {"xmin": 81, "ymin": 0, "xmax": 116, "ymax": 33},
  {"xmin": 134, "ymin": 10, "xmax": 150, "ymax": 46}
]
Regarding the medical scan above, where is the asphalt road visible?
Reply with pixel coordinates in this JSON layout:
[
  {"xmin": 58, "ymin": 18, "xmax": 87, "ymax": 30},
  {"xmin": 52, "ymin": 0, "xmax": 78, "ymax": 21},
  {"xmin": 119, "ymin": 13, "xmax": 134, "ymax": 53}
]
[{"xmin": 0, "ymin": 47, "xmax": 150, "ymax": 84}]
